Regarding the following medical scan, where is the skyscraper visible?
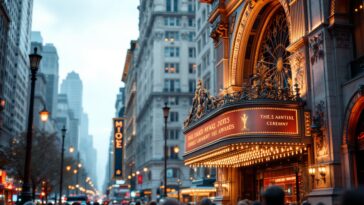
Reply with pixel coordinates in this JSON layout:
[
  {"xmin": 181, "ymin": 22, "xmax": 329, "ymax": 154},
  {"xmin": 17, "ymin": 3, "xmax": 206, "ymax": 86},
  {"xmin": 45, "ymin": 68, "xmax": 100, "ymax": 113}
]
[
  {"xmin": 60, "ymin": 71, "xmax": 83, "ymax": 121},
  {"xmin": 1, "ymin": 0, "xmax": 34, "ymax": 141},
  {"xmin": 122, "ymin": 0, "xmax": 196, "ymax": 200},
  {"xmin": 30, "ymin": 32, "xmax": 59, "ymax": 132},
  {"xmin": 40, "ymin": 42, "xmax": 59, "ymax": 119}
]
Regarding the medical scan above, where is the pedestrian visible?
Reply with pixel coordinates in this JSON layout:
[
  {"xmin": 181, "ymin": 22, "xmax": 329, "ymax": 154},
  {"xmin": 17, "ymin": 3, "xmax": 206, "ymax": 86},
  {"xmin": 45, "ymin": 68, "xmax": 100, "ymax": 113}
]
[
  {"xmin": 136, "ymin": 201, "xmax": 141, "ymax": 205},
  {"xmin": 261, "ymin": 186, "xmax": 285, "ymax": 205},
  {"xmin": 161, "ymin": 198, "xmax": 179, "ymax": 205},
  {"xmin": 237, "ymin": 199, "xmax": 250, "ymax": 205},
  {"xmin": 148, "ymin": 201, "xmax": 157, "ymax": 205},
  {"xmin": 251, "ymin": 201, "xmax": 261, "ymax": 205},
  {"xmin": 301, "ymin": 200, "xmax": 310, "ymax": 205},
  {"xmin": 340, "ymin": 188, "xmax": 364, "ymax": 205},
  {"xmin": 200, "ymin": 198, "xmax": 212, "ymax": 205}
]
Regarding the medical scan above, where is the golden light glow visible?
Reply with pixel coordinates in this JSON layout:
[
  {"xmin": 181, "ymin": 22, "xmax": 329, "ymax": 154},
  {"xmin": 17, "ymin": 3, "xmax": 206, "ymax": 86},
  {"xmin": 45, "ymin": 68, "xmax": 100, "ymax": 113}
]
[
  {"xmin": 136, "ymin": 171, "xmax": 140, "ymax": 175},
  {"xmin": 39, "ymin": 108, "xmax": 49, "ymax": 122},
  {"xmin": 66, "ymin": 166, "xmax": 71, "ymax": 171},
  {"xmin": 143, "ymin": 167, "xmax": 148, "ymax": 172},
  {"xmin": 308, "ymin": 167, "xmax": 316, "ymax": 175},
  {"xmin": 73, "ymin": 169, "xmax": 78, "ymax": 174},
  {"xmin": 185, "ymin": 142, "xmax": 307, "ymax": 168},
  {"xmin": 69, "ymin": 146, "xmax": 75, "ymax": 153}
]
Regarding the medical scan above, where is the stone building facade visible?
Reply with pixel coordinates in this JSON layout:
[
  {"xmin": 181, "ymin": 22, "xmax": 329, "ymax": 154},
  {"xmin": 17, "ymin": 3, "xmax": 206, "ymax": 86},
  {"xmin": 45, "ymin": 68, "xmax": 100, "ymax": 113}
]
[
  {"xmin": 183, "ymin": 0, "xmax": 364, "ymax": 205},
  {"xmin": 122, "ymin": 0, "xmax": 197, "ymax": 201}
]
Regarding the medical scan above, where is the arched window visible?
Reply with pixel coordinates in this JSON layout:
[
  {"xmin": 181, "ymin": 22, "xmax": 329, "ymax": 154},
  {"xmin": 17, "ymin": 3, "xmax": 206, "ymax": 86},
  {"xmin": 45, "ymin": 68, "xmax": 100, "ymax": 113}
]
[{"xmin": 255, "ymin": 8, "xmax": 292, "ymax": 90}]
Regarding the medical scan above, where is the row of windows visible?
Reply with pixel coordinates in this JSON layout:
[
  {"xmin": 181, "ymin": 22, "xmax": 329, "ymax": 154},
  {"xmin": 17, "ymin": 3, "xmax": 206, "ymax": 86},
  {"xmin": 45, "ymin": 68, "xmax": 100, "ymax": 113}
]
[
  {"xmin": 166, "ymin": 0, "xmax": 195, "ymax": 12},
  {"xmin": 164, "ymin": 63, "xmax": 196, "ymax": 74},
  {"xmin": 164, "ymin": 47, "xmax": 196, "ymax": 58},
  {"xmin": 164, "ymin": 31, "xmax": 195, "ymax": 42},
  {"xmin": 164, "ymin": 17, "xmax": 195, "ymax": 27}
]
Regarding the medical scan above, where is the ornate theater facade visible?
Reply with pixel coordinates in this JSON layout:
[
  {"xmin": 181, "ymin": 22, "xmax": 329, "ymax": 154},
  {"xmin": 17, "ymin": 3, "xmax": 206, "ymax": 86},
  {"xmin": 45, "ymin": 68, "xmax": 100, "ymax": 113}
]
[{"xmin": 183, "ymin": 0, "xmax": 364, "ymax": 204}]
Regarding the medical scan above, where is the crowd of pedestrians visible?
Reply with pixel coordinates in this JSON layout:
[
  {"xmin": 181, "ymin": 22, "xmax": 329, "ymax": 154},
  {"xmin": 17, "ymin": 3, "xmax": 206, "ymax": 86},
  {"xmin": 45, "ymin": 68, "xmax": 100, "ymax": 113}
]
[{"xmin": 138, "ymin": 186, "xmax": 364, "ymax": 205}]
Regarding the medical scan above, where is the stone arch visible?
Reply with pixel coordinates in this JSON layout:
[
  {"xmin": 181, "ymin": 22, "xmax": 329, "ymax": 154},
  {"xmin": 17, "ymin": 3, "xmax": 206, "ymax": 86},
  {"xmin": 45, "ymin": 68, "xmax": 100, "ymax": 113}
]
[
  {"xmin": 341, "ymin": 86, "xmax": 364, "ymax": 187},
  {"xmin": 342, "ymin": 86, "xmax": 364, "ymax": 146},
  {"xmin": 228, "ymin": 0, "xmax": 292, "ymax": 92}
]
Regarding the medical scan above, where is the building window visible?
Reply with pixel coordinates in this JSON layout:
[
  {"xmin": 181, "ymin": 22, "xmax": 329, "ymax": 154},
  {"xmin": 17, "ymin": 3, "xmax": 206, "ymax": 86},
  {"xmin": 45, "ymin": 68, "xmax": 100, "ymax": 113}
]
[
  {"xmin": 166, "ymin": 0, "xmax": 178, "ymax": 12},
  {"xmin": 188, "ymin": 47, "xmax": 196, "ymax": 58},
  {"xmin": 197, "ymin": 19, "xmax": 201, "ymax": 30},
  {"xmin": 165, "ymin": 31, "xmax": 179, "ymax": 42},
  {"xmin": 168, "ymin": 128, "xmax": 180, "ymax": 140},
  {"xmin": 203, "ymin": 73, "xmax": 211, "ymax": 91},
  {"xmin": 189, "ymin": 79, "xmax": 196, "ymax": 93},
  {"xmin": 188, "ymin": 18, "xmax": 195, "ymax": 27},
  {"xmin": 164, "ymin": 17, "xmax": 181, "ymax": 26},
  {"xmin": 164, "ymin": 47, "xmax": 180, "ymax": 57},
  {"xmin": 164, "ymin": 63, "xmax": 179, "ymax": 73},
  {"xmin": 189, "ymin": 63, "xmax": 196, "ymax": 74},
  {"xmin": 169, "ymin": 146, "xmax": 179, "ymax": 159},
  {"xmin": 188, "ymin": 0, "xmax": 195, "ymax": 12},
  {"xmin": 170, "ymin": 111, "xmax": 179, "ymax": 122},
  {"xmin": 167, "ymin": 96, "xmax": 179, "ymax": 105},
  {"xmin": 188, "ymin": 32, "xmax": 195, "ymax": 42},
  {"xmin": 166, "ymin": 168, "xmax": 180, "ymax": 178},
  {"xmin": 164, "ymin": 79, "xmax": 181, "ymax": 92}
]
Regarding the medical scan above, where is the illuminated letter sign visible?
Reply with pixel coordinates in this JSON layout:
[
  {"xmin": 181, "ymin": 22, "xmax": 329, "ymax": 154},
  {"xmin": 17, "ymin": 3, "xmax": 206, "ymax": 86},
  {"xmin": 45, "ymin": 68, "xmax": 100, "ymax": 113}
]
[{"xmin": 113, "ymin": 118, "xmax": 124, "ymax": 179}]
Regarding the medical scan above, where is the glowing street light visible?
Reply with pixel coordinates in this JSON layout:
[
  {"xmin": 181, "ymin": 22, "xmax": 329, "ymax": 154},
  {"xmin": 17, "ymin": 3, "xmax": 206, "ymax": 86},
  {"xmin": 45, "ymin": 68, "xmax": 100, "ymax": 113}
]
[
  {"xmin": 39, "ymin": 107, "xmax": 49, "ymax": 122},
  {"xmin": 69, "ymin": 146, "xmax": 75, "ymax": 153}
]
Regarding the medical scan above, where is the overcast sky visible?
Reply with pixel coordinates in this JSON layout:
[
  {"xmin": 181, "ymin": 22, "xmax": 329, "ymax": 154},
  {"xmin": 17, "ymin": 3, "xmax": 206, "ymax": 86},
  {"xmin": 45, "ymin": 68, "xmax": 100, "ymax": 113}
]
[{"xmin": 32, "ymin": 0, "xmax": 139, "ymax": 190}]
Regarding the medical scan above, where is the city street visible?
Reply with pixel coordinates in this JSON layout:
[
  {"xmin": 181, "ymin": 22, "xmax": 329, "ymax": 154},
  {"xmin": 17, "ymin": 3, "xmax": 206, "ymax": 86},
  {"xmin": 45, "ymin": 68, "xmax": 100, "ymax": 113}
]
[{"xmin": 0, "ymin": 1, "xmax": 364, "ymax": 205}]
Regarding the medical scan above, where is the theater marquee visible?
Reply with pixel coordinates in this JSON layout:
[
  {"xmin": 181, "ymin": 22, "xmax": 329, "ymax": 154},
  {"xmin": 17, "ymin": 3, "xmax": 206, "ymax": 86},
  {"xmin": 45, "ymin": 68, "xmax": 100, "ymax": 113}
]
[
  {"xmin": 185, "ymin": 107, "xmax": 301, "ymax": 153},
  {"xmin": 113, "ymin": 118, "xmax": 124, "ymax": 179}
]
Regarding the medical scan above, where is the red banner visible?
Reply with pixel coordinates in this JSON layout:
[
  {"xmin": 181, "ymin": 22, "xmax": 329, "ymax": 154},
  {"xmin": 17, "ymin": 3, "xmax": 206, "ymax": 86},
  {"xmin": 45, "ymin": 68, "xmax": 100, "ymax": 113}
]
[{"xmin": 185, "ymin": 107, "xmax": 299, "ymax": 153}]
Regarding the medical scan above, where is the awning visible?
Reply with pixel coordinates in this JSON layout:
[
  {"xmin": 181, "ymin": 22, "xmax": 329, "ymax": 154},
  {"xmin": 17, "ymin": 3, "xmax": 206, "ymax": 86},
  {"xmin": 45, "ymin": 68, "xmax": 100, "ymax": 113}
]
[
  {"xmin": 184, "ymin": 142, "xmax": 307, "ymax": 167},
  {"xmin": 180, "ymin": 187, "xmax": 216, "ymax": 195}
]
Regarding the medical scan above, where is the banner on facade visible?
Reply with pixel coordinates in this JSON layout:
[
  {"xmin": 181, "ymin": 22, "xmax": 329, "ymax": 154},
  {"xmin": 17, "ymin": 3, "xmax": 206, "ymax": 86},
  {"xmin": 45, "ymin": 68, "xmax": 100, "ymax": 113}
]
[
  {"xmin": 185, "ymin": 107, "xmax": 300, "ymax": 153},
  {"xmin": 113, "ymin": 118, "xmax": 124, "ymax": 179}
]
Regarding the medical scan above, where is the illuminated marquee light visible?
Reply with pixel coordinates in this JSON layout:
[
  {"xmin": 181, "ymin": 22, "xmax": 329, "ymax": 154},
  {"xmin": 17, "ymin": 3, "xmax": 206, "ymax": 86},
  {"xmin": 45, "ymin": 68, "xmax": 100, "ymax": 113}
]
[
  {"xmin": 113, "ymin": 118, "xmax": 125, "ymax": 179},
  {"xmin": 185, "ymin": 107, "xmax": 300, "ymax": 153},
  {"xmin": 185, "ymin": 142, "xmax": 307, "ymax": 168}
]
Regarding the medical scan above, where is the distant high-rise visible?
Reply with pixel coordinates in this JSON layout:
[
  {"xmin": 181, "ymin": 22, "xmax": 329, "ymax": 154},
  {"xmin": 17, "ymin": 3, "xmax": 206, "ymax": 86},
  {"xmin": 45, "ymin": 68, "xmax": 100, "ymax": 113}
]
[
  {"xmin": 55, "ymin": 94, "xmax": 79, "ymax": 153},
  {"xmin": 40, "ymin": 43, "xmax": 59, "ymax": 118},
  {"xmin": 30, "ymin": 32, "xmax": 60, "ymax": 132},
  {"xmin": 1, "ymin": 0, "xmax": 34, "ymax": 141},
  {"xmin": 60, "ymin": 71, "xmax": 83, "ymax": 121}
]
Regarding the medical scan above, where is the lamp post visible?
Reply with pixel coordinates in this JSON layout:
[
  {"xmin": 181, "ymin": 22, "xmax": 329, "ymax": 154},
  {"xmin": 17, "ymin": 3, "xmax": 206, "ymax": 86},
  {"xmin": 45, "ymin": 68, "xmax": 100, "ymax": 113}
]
[
  {"xmin": 59, "ymin": 126, "xmax": 67, "ymax": 205},
  {"xmin": 162, "ymin": 102, "xmax": 170, "ymax": 198},
  {"xmin": 21, "ymin": 47, "xmax": 42, "ymax": 204},
  {"xmin": 0, "ymin": 97, "xmax": 5, "ymax": 137}
]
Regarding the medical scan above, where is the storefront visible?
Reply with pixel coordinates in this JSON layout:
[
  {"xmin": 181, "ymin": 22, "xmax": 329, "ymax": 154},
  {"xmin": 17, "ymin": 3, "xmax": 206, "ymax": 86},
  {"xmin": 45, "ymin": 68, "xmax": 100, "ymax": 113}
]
[
  {"xmin": 184, "ymin": 83, "xmax": 312, "ymax": 204},
  {"xmin": 184, "ymin": 0, "xmax": 364, "ymax": 204}
]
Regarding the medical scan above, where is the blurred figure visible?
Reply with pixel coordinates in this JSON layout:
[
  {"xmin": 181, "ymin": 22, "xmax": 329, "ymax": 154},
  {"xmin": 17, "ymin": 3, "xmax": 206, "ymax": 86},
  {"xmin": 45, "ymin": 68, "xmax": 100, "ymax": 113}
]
[
  {"xmin": 301, "ymin": 201, "xmax": 310, "ymax": 205},
  {"xmin": 340, "ymin": 189, "xmax": 364, "ymax": 205},
  {"xmin": 315, "ymin": 202, "xmax": 324, "ymax": 205},
  {"xmin": 135, "ymin": 201, "xmax": 141, "ymax": 205},
  {"xmin": 161, "ymin": 198, "xmax": 179, "ymax": 205},
  {"xmin": 262, "ymin": 186, "xmax": 285, "ymax": 205},
  {"xmin": 200, "ymin": 198, "xmax": 212, "ymax": 205},
  {"xmin": 238, "ymin": 199, "xmax": 250, "ymax": 205},
  {"xmin": 251, "ymin": 201, "xmax": 261, "ymax": 205},
  {"xmin": 148, "ymin": 201, "xmax": 157, "ymax": 205}
]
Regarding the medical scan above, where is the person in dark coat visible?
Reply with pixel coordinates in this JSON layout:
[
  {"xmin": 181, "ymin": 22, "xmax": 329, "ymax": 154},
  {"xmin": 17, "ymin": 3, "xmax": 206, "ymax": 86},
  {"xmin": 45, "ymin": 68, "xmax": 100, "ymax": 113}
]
[
  {"xmin": 262, "ymin": 186, "xmax": 285, "ymax": 205},
  {"xmin": 200, "ymin": 198, "xmax": 212, "ymax": 205}
]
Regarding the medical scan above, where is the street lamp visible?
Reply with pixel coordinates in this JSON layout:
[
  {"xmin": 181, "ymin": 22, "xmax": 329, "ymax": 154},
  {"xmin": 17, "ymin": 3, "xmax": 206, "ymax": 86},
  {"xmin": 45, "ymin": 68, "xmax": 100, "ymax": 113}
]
[
  {"xmin": 162, "ymin": 102, "xmax": 170, "ymax": 198},
  {"xmin": 39, "ymin": 106, "xmax": 49, "ymax": 123},
  {"xmin": 21, "ymin": 47, "xmax": 42, "ymax": 204},
  {"xmin": 0, "ymin": 97, "xmax": 5, "ymax": 111},
  {"xmin": 59, "ymin": 126, "xmax": 67, "ymax": 205},
  {"xmin": 69, "ymin": 146, "xmax": 75, "ymax": 153}
]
